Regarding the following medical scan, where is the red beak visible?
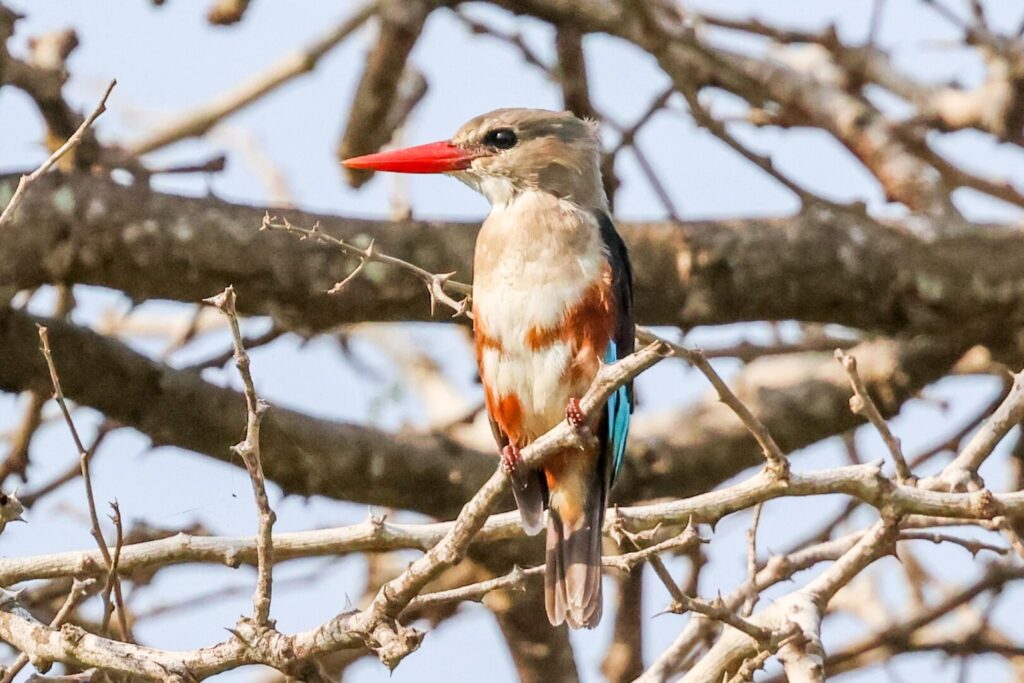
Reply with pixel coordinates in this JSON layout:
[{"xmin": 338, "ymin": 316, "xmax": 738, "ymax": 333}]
[{"xmin": 342, "ymin": 140, "xmax": 478, "ymax": 174}]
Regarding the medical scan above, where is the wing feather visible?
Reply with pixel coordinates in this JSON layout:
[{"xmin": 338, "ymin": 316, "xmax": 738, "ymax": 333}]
[{"xmin": 596, "ymin": 210, "xmax": 635, "ymax": 486}]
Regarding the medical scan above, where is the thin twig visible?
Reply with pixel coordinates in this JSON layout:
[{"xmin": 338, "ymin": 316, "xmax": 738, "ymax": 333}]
[
  {"xmin": 126, "ymin": 6, "xmax": 374, "ymax": 155},
  {"xmin": 0, "ymin": 390, "xmax": 46, "ymax": 483},
  {"xmin": 133, "ymin": 559, "xmax": 340, "ymax": 623},
  {"xmin": 824, "ymin": 560, "xmax": 1024, "ymax": 670},
  {"xmin": 37, "ymin": 326, "xmax": 113, "ymax": 568},
  {"xmin": 703, "ymin": 334, "xmax": 857, "ymax": 362},
  {"xmin": 921, "ymin": 369, "xmax": 1024, "ymax": 491},
  {"xmin": 897, "ymin": 530, "xmax": 1006, "ymax": 557},
  {"xmin": 908, "ymin": 375, "xmax": 1012, "ymax": 468},
  {"xmin": 182, "ymin": 325, "xmax": 285, "ymax": 372},
  {"xmin": 616, "ymin": 522, "xmax": 778, "ymax": 649},
  {"xmin": 0, "ymin": 80, "xmax": 115, "ymax": 228},
  {"xmin": 454, "ymin": 10, "xmax": 553, "ymax": 73},
  {"xmin": 604, "ymin": 87, "xmax": 679, "ymax": 218},
  {"xmin": 637, "ymin": 326, "xmax": 789, "ymax": 478},
  {"xmin": 678, "ymin": 82, "xmax": 839, "ymax": 211},
  {"xmin": 99, "ymin": 502, "xmax": 132, "ymax": 642},
  {"xmin": 37, "ymin": 328, "xmax": 131, "ymax": 641},
  {"xmin": 743, "ymin": 502, "xmax": 764, "ymax": 616},
  {"xmin": 262, "ymin": 215, "xmax": 472, "ymax": 317},
  {"xmin": 204, "ymin": 286, "xmax": 275, "ymax": 627},
  {"xmin": 836, "ymin": 349, "xmax": 914, "ymax": 482},
  {"xmin": 19, "ymin": 425, "xmax": 116, "ymax": 509}
]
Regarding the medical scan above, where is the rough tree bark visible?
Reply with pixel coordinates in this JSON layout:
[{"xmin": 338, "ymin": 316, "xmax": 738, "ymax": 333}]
[{"xmin": 4, "ymin": 173, "xmax": 1024, "ymax": 350}]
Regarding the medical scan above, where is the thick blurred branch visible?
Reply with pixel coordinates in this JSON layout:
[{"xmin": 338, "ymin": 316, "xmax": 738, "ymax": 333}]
[
  {"xmin": 0, "ymin": 305, "xmax": 971, "ymax": 525},
  {"xmin": 0, "ymin": 390, "xmax": 45, "ymax": 483},
  {"xmin": 0, "ymin": 304, "xmax": 493, "ymax": 518},
  {"xmin": 0, "ymin": 80, "xmax": 114, "ymax": 228},
  {"xmin": 4, "ymin": 173, "xmax": 1024, "ymax": 347},
  {"xmin": 338, "ymin": 0, "xmax": 431, "ymax": 188},
  {"xmin": 846, "ymin": 42, "xmax": 1024, "ymax": 145},
  {"xmin": 206, "ymin": 0, "xmax": 252, "ymax": 26},
  {"xmin": 0, "ymin": 10, "xmax": 104, "ymax": 169},
  {"xmin": 601, "ymin": 567, "xmax": 644, "ymax": 682}
]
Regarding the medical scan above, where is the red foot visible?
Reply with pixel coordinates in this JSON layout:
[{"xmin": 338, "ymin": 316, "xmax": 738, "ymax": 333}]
[
  {"xmin": 501, "ymin": 444, "xmax": 521, "ymax": 476},
  {"xmin": 566, "ymin": 397, "xmax": 586, "ymax": 429}
]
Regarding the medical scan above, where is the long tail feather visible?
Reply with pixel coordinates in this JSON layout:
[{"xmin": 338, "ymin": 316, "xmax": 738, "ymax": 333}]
[{"xmin": 544, "ymin": 488, "xmax": 604, "ymax": 628}]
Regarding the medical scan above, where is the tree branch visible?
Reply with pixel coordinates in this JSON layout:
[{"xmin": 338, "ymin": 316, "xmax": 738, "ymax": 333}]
[
  {"xmin": 0, "ymin": 80, "xmax": 114, "ymax": 228},
  {"xmin": 0, "ymin": 306, "xmax": 972, "ymax": 524},
  {"xmin": 125, "ymin": 5, "xmax": 374, "ymax": 156},
  {"xmin": 0, "ymin": 341, "xmax": 670, "ymax": 679},
  {"xmin": 204, "ymin": 286, "xmax": 276, "ymax": 627},
  {"xmin": 4, "ymin": 172, "xmax": 1024, "ymax": 343}
]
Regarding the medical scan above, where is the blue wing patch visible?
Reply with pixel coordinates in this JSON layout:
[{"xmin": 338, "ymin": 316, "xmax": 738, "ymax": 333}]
[{"xmin": 604, "ymin": 341, "xmax": 632, "ymax": 483}]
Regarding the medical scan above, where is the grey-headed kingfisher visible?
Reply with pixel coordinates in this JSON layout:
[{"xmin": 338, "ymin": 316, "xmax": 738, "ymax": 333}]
[{"xmin": 344, "ymin": 109, "xmax": 634, "ymax": 629}]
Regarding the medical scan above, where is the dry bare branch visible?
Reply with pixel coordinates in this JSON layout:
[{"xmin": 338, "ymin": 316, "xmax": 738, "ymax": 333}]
[
  {"xmin": 5, "ymin": 4, "xmax": 1024, "ymax": 679},
  {"xmin": 836, "ymin": 349, "xmax": 914, "ymax": 482},
  {"xmin": 0, "ymin": 79, "xmax": 114, "ymax": 228},
  {"xmin": 338, "ymin": 0, "xmax": 431, "ymax": 187},
  {"xmin": 0, "ymin": 578, "xmax": 95, "ymax": 683},
  {"xmin": 0, "ymin": 341, "xmax": 669, "ymax": 678},
  {"xmin": 638, "ymin": 327, "xmax": 789, "ymax": 478},
  {"xmin": 126, "ymin": 5, "xmax": 374, "ymax": 155},
  {"xmin": 0, "ymin": 390, "xmax": 46, "ymax": 483},
  {"xmin": 98, "ymin": 502, "xmax": 130, "ymax": 642},
  {"xmin": 204, "ymin": 286, "xmax": 276, "ymax": 627},
  {"xmin": 921, "ymin": 368, "xmax": 1024, "ymax": 491}
]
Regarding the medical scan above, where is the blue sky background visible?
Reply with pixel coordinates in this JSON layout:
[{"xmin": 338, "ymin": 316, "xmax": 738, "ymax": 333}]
[{"xmin": 1, "ymin": 1, "xmax": 1023, "ymax": 681}]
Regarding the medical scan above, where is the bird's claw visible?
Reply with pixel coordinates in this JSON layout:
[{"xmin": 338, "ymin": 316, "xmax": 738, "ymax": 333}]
[
  {"xmin": 566, "ymin": 397, "xmax": 586, "ymax": 430},
  {"xmin": 501, "ymin": 444, "xmax": 521, "ymax": 476}
]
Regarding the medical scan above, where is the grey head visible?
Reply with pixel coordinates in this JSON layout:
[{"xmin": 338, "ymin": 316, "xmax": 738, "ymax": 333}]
[{"xmin": 450, "ymin": 108, "xmax": 607, "ymax": 210}]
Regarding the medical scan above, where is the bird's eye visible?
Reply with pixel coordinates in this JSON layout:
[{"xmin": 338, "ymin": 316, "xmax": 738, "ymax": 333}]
[{"xmin": 483, "ymin": 128, "xmax": 517, "ymax": 150}]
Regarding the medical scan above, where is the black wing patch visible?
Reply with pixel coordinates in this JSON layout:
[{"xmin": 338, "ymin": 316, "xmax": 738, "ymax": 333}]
[{"xmin": 595, "ymin": 210, "xmax": 635, "ymax": 487}]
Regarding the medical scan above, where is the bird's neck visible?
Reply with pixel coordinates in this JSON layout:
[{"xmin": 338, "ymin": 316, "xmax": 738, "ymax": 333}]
[
  {"xmin": 482, "ymin": 188, "xmax": 595, "ymax": 242},
  {"xmin": 463, "ymin": 173, "xmax": 607, "ymax": 214},
  {"xmin": 474, "ymin": 188, "xmax": 605, "ymax": 292}
]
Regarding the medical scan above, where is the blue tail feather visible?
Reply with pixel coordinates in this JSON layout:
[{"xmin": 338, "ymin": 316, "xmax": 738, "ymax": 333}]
[{"xmin": 603, "ymin": 341, "xmax": 632, "ymax": 483}]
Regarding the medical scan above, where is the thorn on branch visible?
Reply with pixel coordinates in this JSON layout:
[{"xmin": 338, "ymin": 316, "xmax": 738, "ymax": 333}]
[
  {"xmin": 0, "ymin": 490, "xmax": 25, "ymax": 535},
  {"xmin": 262, "ymin": 214, "xmax": 474, "ymax": 320}
]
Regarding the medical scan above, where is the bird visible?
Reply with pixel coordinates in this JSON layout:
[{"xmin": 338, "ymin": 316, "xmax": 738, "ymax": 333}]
[{"xmin": 343, "ymin": 108, "xmax": 634, "ymax": 629}]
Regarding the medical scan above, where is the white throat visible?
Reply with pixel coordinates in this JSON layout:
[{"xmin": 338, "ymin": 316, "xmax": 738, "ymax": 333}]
[{"xmin": 453, "ymin": 172, "xmax": 519, "ymax": 208}]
